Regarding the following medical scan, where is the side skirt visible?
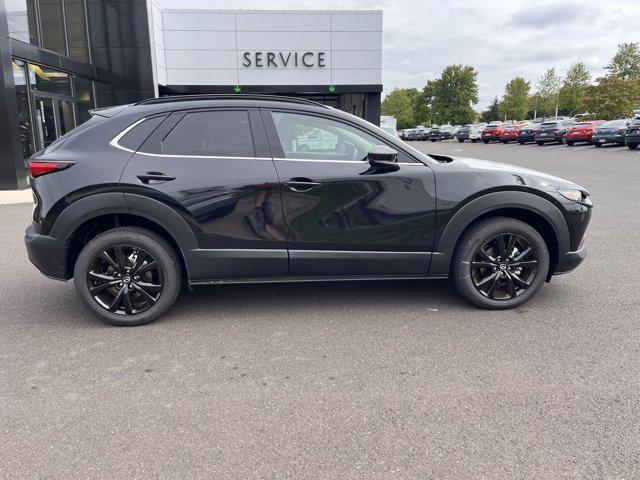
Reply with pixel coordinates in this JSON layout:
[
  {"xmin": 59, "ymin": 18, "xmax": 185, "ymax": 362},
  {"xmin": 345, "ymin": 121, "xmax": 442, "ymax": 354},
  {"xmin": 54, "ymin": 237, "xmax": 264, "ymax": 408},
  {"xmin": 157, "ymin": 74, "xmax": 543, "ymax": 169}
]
[{"xmin": 190, "ymin": 274, "xmax": 448, "ymax": 287}]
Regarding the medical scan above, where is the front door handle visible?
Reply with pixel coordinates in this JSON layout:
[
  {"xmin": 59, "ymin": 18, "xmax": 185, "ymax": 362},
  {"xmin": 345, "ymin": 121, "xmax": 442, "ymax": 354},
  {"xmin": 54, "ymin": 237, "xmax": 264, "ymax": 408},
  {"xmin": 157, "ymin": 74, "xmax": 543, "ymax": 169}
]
[
  {"xmin": 137, "ymin": 172, "xmax": 176, "ymax": 184},
  {"xmin": 285, "ymin": 178, "xmax": 322, "ymax": 192}
]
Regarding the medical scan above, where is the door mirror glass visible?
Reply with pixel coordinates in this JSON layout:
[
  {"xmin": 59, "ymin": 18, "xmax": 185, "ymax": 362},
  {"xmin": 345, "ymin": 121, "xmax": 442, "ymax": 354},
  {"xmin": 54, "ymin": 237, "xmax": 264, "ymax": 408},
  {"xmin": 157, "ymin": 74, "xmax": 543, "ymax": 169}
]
[{"xmin": 368, "ymin": 145, "xmax": 397, "ymax": 166}]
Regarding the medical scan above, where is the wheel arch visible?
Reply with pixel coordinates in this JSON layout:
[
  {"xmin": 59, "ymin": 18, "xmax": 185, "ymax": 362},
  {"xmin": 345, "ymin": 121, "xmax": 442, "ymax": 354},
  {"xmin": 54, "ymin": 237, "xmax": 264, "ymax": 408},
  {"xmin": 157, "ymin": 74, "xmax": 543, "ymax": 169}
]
[
  {"xmin": 430, "ymin": 191, "xmax": 570, "ymax": 278},
  {"xmin": 49, "ymin": 192, "xmax": 198, "ymax": 280}
]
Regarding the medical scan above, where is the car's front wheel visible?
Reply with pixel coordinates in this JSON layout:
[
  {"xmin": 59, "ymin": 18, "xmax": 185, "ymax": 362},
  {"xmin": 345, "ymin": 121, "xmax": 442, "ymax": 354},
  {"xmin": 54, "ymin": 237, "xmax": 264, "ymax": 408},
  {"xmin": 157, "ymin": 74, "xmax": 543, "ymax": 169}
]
[
  {"xmin": 628, "ymin": 144, "xmax": 638, "ymax": 150},
  {"xmin": 74, "ymin": 227, "xmax": 181, "ymax": 326},
  {"xmin": 451, "ymin": 217, "xmax": 549, "ymax": 309}
]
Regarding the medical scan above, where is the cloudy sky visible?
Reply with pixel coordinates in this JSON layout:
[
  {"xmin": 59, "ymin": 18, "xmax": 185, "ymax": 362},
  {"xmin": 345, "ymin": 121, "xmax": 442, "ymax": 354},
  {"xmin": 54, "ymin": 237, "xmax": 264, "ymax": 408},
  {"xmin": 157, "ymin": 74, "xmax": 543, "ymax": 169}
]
[{"xmin": 157, "ymin": 0, "xmax": 639, "ymax": 109}]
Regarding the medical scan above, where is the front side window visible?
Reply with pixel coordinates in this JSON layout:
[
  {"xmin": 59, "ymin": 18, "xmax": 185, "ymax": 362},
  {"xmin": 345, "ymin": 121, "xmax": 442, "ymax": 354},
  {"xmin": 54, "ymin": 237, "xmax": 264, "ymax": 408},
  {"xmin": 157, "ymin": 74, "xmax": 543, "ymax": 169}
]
[
  {"xmin": 271, "ymin": 111, "xmax": 382, "ymax": 162},
  {"xmin": 162, "ymin": 110, "xmax": 255, "ymax": 157}
]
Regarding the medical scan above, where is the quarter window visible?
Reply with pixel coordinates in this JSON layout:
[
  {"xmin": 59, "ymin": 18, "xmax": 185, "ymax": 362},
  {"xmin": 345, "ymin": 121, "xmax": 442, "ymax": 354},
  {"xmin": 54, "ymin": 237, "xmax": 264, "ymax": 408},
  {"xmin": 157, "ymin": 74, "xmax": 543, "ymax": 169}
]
[
  {"xmin": 162, "ymin": 110, "xmax": 255, "ymax": 157},
  {"xmin": 119, "ymin": 116, "xmax": 167, "ymax": 151},
  {"xmin": 271, "ymin": 111, "xmax": 384, "ymax": 162}
]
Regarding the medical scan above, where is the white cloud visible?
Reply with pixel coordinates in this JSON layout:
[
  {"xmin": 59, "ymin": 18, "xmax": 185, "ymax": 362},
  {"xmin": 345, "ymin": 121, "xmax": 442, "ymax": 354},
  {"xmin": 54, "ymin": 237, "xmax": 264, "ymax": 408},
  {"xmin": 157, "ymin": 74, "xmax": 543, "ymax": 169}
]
[{"xmin": 156, "ymin": 0, "xmax": 640, "ymax": 109}]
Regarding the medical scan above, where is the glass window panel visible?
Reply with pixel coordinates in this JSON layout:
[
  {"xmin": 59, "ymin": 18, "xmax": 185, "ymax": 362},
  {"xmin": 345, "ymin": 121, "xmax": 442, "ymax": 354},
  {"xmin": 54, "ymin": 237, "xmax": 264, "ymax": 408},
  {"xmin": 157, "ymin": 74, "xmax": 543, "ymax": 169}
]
[
  {"xmin": 57, "ymin": 100, "xmax": 76, "ymax": 135},
  {"xmin": 5, "ymin": 0, "xmax": 39, "ymax": 45},
  {"xmin": 119, "ymin": 116, "xmax": 167, "ymax": 151},
  {"xmin": 29, "ymin": 63, "xmax": 72, "ymax": 96},
  {"xmin": 33, "ymin": 97, "xmax": 58, "ymax": 149},
  {"xmin": 162, "ymin": 111, "xmax": 255, "ymax": 157},
  {"xmin": 39, "ymin": 0, "xmax": 66, "ymax": 55},
  {"xmin": 64, "ymin": 0, "xmax": 89, "ymax": 61},
  {"xmin": 73, "ymin": 76, "xmax": 94, "ymax": 124},
  {"xmin": 13, "ymin": 59, "xmax": 35, "ymax": 159}
]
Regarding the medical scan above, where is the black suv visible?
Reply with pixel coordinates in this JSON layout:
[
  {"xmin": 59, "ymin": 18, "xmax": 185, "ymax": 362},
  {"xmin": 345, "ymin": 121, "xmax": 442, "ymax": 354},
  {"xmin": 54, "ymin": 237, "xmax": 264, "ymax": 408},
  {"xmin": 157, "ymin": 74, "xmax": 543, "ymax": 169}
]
[
  {"xmin": 25, "ymin": 95, "xmax": 592, "ymax": 325},
  {"xmin": 535, "ymin": 120, "xmax": 574, "ymax": 145},
  {"xmin": 626, "ymin": 116, "xmax": 640, "ymax": 150}
]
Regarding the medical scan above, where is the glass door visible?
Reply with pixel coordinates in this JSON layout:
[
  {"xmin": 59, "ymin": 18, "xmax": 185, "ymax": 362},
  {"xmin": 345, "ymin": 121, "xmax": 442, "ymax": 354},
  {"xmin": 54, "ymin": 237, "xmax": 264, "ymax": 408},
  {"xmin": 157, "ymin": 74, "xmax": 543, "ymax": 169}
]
[
  {"xmin": 33, "ymin": 97, "xmax": 57, "ymax": 149},
  {"xmin": 32, "ymin": 95, "xmax": 76, "ymax": 150}
]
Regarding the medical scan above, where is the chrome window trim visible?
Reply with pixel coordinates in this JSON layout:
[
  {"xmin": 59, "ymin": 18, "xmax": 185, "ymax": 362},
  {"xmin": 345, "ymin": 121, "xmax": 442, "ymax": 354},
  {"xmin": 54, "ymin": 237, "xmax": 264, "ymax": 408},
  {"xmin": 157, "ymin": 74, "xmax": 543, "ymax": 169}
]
[{"xmin": 109, "ymin": 117, "xmax": 147, "ymax": 153}]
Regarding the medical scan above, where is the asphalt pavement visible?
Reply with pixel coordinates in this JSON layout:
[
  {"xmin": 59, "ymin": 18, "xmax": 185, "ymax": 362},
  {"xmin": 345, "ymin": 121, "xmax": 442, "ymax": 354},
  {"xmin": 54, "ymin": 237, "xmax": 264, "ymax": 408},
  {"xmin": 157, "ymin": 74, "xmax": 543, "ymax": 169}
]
[{"xmin": 1, "ymin": 140, "xmax": 639, "ymax": 479}]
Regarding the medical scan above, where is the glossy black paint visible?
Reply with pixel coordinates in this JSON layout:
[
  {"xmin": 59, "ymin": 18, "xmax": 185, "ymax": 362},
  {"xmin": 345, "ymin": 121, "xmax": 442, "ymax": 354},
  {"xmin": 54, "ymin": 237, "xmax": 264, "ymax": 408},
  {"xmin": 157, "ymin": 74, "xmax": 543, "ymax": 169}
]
[{"xmin": 24, "ymin": 95, "xmax": 592, "ymax": 286}]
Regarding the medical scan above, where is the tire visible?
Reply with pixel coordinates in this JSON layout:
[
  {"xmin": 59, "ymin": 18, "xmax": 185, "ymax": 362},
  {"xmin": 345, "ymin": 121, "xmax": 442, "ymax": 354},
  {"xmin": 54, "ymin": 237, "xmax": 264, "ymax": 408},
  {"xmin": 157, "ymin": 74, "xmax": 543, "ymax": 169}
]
[
  {"xmin": 518, "ymin": 141, "xmax": 524, "ymax": 145},
  {"xmin": 566, "ymin": 141, "xmax": 573, "ymax": 146},
  {"xmin": 458, "ymin": 139, "xmax": 464, "ymax": 143},
  {"xmin": 451, "ymin": 217, "xmax": 550, "ymax": 309},
  {"xmin": 74, "ymin": 227, "xmax": 182, "ymax": 326},
  {"xmin": 594, "ymin": 143, "xmax": 602, "ymax": 148},
  {"xmin": 483, "ymin": 140, "xmax": 489, "ymax": 144},
  {"xmin": 430, "ymin": 139, "xmax": 437, "ymax": 142},
  {"xmin": 536, "ymin": 141, "xmax": 544, "ymax": 146},
  {"xmin": 471, "ymin": 139, "xmax": 478, "ymax": 143},
  {"xmin": 629, "ymin": 144, "xmax": 638, "ymax": 150}
]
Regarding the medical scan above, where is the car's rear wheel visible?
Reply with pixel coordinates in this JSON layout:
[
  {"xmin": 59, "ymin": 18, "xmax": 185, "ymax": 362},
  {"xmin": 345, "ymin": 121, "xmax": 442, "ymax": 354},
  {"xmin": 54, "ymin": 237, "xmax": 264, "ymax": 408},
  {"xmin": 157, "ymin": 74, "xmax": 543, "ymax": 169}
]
[
  {"xmin": 566, "ymin": 141, "xmax": 574, "ymax": 146},
  {"xmin": 458, "ymin": 139, "xmax": 464, "ymax": 143},
  {"xmin": 536, "ymin": 141, "xmax": 544, "ymax": 146},
  {"xmin": 74, "ymin": 227, "xmax": 181, "ymax": 326},
  {"xmin": 452, "ymin": 217, "xmax": 549, "ymax": 309},
  {"xmin": 628, "ymin": 144, "xmax": 638, "ymax": 150},
  {"xmin": 594, "ymin": 143, "xmax": 602, "ymax": 148}
]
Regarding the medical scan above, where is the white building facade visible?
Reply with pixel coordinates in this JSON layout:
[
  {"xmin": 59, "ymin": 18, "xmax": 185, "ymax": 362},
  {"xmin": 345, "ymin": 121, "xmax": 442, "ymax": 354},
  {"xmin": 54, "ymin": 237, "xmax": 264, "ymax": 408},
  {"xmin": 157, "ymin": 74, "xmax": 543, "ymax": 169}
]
[{"xmin": 149, "ymin": 7, "xmax": 383, "ymax": 124}]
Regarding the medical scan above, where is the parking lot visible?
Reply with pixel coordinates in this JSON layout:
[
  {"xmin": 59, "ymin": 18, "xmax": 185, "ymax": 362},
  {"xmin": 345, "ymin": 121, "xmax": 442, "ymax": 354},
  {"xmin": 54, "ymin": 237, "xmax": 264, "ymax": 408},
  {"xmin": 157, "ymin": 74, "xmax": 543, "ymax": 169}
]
[{"xmin": 2, "ymin": 141, "xmax": 639, "ymax": 478}]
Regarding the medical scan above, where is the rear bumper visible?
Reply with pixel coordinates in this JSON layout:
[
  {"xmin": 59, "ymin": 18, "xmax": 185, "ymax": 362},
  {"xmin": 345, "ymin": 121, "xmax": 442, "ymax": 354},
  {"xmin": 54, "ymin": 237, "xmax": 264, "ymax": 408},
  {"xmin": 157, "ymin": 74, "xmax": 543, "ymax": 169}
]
[
  {"xmin": 592, "ymin": 136, "xmax": 625, "ymax": 144},
  {"xmin": 554, "ymin": 245, "xmax": 587, "ymax": 275},
  {"xmin": 565, "ymin": 136, "xmax": 592, "ymax": 142},
  {"xmin": 25, "ymin": 226, "xmax": 68, "ymax": 280}
]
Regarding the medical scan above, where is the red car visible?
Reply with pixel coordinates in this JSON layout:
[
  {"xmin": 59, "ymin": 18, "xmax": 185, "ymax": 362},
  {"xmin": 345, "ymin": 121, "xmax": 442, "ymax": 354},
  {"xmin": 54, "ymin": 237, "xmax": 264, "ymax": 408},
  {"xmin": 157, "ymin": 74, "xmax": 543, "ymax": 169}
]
[
  {"xmin": 500, "ymin": 123, "xmax": 531, "ymax": 143},
  {"xmin": 565, "ymin": 120, "xmax": 605, "ymax": 146},
  {"xmin": 481, "ymin": 122, "xmax": 505, "ymax": 143}
]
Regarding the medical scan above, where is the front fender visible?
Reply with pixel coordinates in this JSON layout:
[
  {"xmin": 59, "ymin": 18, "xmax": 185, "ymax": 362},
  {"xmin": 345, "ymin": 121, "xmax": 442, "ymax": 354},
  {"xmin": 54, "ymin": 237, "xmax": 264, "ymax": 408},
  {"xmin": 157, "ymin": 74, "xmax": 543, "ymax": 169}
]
[{"xmin": 429, "ymin": 190, "xmax": 570, "ymax": 275}]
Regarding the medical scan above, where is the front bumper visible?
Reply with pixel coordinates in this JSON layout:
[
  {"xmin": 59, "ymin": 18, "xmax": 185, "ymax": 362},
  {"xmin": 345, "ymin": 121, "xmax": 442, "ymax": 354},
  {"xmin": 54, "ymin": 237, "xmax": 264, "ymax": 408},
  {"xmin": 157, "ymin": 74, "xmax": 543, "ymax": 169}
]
[
  {"xmin": 554, "ymin": 245, "xmax": 587, "ymax": 275},
  {"xmin": 25, "ymin": 226, "xmax": 68, "ymax": 280}
]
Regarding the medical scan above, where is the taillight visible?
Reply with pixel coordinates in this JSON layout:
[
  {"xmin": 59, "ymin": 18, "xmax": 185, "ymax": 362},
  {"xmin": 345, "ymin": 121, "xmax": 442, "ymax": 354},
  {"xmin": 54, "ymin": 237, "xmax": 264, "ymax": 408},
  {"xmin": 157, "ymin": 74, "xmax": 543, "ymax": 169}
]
[{"xmin": 29, "ymin": 160, "xmax": 75, "ymax": 178}]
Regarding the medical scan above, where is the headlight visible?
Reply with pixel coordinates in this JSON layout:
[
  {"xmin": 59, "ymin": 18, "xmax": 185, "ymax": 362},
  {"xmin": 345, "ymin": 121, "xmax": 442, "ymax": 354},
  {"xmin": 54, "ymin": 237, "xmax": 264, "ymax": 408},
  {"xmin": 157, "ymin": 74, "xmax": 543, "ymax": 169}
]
[{"xmin": 557, "ymin": 189, "xmax": 583, "ymax": 202}]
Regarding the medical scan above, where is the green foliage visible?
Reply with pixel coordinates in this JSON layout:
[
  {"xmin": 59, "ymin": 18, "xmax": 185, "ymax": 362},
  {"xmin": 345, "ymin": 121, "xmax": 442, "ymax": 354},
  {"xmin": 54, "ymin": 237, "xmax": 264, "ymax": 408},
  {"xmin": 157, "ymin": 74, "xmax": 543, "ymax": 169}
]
[
  {"xmin": 534, "ymin": 68, "xmax": 562, "ymax": 117},
  {"xmin": 584, "ymin": 77, "xmax": 640, "ymax": 120},
  {"xmin": 499, "ymin": 77, "xmax": 530, "ymax": 120},
  {"xmin": 381, "ymin": 88, "xmax": 420, "ymax": 129},
  {"xmin": 481, "ymin": 96, "xmax": 500, "ymax": 123},
  {"xmin": 605, "ymin": 42, "xmax": 640, "ymax": 80},
  {"xmin": 424, "ymin": 64, "xmax": 479, "ymax": 125},
  {"xmin": 558, "ymin": 62, "xmax": 591, "ymax": 115}
]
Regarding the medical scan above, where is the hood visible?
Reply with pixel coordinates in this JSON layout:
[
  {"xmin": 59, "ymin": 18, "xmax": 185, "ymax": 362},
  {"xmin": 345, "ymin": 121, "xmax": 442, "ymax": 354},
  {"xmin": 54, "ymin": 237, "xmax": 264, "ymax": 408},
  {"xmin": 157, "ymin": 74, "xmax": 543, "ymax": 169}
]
[{"xmin": 450, "ymin": 156, "xmax": 586, "ymax": 193}]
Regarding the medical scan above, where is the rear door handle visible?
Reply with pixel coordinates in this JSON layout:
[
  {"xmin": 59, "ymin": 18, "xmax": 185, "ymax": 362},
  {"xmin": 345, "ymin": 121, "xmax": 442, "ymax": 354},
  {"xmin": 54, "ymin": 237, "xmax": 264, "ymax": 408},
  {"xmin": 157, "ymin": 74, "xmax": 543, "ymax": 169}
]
[
  {"xmin": 137, "ymin": 172, "xmax": 176, "ymax": 184},
  {"xmin": 285, "ymin": 178, "xmax": 322, "ymax": 192}
]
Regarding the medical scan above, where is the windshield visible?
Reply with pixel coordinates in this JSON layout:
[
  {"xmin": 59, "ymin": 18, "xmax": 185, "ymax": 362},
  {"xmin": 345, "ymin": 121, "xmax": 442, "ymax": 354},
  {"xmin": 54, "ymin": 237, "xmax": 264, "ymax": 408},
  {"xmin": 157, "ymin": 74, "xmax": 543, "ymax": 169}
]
[{"xmin": 600, "ymin": 120, "xmax": 626, "ymax": 128}]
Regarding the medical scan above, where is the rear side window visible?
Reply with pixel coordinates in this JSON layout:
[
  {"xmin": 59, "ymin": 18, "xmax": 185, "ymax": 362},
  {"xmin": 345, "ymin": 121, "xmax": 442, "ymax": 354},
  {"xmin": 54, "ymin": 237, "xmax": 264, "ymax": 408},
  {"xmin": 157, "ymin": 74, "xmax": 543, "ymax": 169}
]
[
  {"xmin": 119, "ymin": 116, "xmax": 167, "ymax": 151},
  {"xmin": 162, "ymin": 110, "xmax": 255, "ymax": 157}
]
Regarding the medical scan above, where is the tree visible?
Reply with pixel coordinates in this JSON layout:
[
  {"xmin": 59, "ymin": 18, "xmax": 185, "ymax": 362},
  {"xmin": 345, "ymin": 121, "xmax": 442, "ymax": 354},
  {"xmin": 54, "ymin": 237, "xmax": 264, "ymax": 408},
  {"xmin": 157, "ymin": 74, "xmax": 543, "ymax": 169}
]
[
  {"xmin": 481, "ymin": 96, "xmax": 500, "ymax": 123},
  {"xmin": 605, "ymin": 42, "xmax": 640, "ymax": 80},
  {"xmin": 381, "ymin": 88, "xmax": 419, "ymax": 129},
  {"xmin": 534, "ymin": 68, "xmax": 562, "ymax": 117},
  {"xmin": 423, "ymin": 64, "xmax": 479, "ymax": 125},
  {"xmin": 558, "ymin": 62, "xmax": 591, "ymax": 115},
  {"xmin": 584, "ymin": 77, "xmax": 640, "ymax": 120},
  {"xmin": 499, "ymin": 77, "xmax": 530, "ymax": 120}
]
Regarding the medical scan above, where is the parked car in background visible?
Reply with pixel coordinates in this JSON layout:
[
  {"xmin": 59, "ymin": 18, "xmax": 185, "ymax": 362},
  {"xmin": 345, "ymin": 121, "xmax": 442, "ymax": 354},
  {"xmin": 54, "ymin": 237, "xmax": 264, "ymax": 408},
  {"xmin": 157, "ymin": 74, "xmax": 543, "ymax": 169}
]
[
  {"xmin": 564, "ymin": 120, "xmax": 605, "ymax": 146},
  {"xmin": 399, "ymin": 129, "xmax": 408, "ymax": 140},
  {"xmin": 516, "ymin": 123, "xmax": 542, "ymax": 144},
  {"xmin": 625, "ymin": 116, "xmax": 640, "ymax": 150},
  {"xmin": 404, "ymin": 129, "xmax": 420, "ymax": 141},
  {"xmin": 440, "ymin": 125, "xmax": 455, "ymax": 140},
  {"xmin": 500, "ymin": 123, "xmax": 530, "ymax": 143},
  {"xmin": 535, "ymin": 120, "xmax": 574, "ymax": 146},
  {"xmin": 591, "ymin": 119, "xmax": 629, "ymax": 147},
  {"xmin": 469, "ymin": 123, "xmax": 487, "ymax": 143},
  {"xmin": 428, "ymin": 126, "xmax": 441, "ymax": 141},
  {"xmin": 456, "ymin": 125, "xmax": 471, "ymax": 142},
  {"xmin": 482, "ymin": 121, "xmax": 505, "ymax": 143}
]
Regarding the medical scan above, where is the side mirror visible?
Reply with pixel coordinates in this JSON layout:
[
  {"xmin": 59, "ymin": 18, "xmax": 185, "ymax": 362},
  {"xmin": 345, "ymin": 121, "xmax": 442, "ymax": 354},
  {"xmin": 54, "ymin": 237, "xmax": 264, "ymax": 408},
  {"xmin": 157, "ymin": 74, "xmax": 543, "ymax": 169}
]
[{"xmin": 368, "ymin": 145, "xmax": 398, "ymax": 166}]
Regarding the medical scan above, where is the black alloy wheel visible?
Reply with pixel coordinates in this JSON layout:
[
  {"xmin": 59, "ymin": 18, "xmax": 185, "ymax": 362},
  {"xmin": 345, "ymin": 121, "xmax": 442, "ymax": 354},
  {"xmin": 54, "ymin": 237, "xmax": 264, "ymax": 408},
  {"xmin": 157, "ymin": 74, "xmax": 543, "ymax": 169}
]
[
  {"xmin": 470, "ymin": 233, "xmax": 538, "ymax": 300},
  {"xmin": 87, "ymin": 245, "xmax": 163, "ymax": 315},
  {"xmin": 452, "ymin": 217, "xmax": 549, "ymax": 309},
  {"xmin": 74, "ymin": 227, "xmax": 181, "ymax": 326}
]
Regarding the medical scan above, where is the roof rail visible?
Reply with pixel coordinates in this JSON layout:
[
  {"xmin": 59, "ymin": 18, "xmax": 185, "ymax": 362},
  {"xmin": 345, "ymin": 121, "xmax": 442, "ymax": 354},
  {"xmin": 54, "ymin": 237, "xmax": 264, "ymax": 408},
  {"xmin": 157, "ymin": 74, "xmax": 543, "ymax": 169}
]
[{"xmin": 135, "ymin": 94, "xmax": 329, "ymax": 108}]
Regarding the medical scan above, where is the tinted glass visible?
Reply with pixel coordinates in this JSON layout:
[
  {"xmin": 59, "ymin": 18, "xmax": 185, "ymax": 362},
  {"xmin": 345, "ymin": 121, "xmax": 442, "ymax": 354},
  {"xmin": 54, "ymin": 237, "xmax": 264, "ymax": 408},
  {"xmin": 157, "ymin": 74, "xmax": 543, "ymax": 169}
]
[
  {"xmin": 29, "ymin": 63, "xmax": 72, "ymax": 96},
  {"xmin": 13, "ymin": 59, "xmax": 34, "ymax": 159},
  {"xmin": 601, "ymin": 120, "xmax": 625, "ymax": 128},
  {"xmin": 6, "ymin": 0, "xmax": 38, "ymax": 45},
  {"xmin": 39, "ymin": 0, "xmax": 66, "ymax": 54},
  {"xmin": 64, "ymin": 0, "xmax": 89, "ymax": 61},
  {"xmin": 272, "ymin": 111, "xmax": 381, "ymax": 162},
  {"xmin": 120, "ymin": 116, "xmax": 167, "ymax": 151},
  {"xmin": 162, "ymin": 111, "xmax": 255, "ymax": 157},
  {"xmin": 73, "ymin": 76, "xmax": 94, "ymax": 124}
]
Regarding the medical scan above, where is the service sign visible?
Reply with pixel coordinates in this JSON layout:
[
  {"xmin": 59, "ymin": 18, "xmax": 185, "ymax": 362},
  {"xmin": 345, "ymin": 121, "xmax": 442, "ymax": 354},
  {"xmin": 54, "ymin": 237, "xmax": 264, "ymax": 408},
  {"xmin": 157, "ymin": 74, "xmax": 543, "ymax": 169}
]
[{"xmin": 241, "ymin": 51, "xmax": 328, "ymax": 68}]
